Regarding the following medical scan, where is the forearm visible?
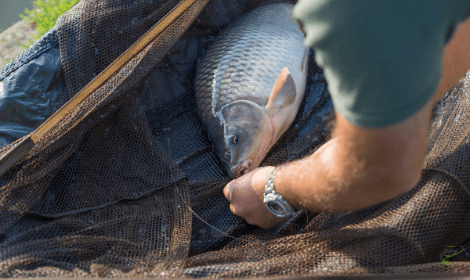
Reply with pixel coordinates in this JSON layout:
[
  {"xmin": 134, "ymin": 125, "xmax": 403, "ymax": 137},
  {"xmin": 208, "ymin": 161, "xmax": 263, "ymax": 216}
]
[
  {"xmin": 433, "ymin": 16, "xmax": 470, "ymax": 104},
  {"xmin": 273, "ymin": 137, "xmax": 410, "ymax": 213},
  {"xmin": 271, "ymin": 17, "xmax": 470, "ymax": 214}
]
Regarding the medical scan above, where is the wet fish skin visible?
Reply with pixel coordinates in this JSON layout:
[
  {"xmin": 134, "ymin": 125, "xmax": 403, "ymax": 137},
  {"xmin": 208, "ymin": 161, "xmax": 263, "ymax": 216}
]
[{"xmin": 195, "ymin": 3, "xmax": 308, "ymax": 179}]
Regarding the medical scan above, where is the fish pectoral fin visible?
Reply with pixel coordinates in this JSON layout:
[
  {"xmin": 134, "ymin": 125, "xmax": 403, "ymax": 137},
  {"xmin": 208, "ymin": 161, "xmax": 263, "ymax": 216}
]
[
  {"xmin": 266, "ymin": 67, "xmax": 296, "ymax": 113},
  {"xmin": 301, "ymin": 47, "xmax": 309, "ymax": 72}
]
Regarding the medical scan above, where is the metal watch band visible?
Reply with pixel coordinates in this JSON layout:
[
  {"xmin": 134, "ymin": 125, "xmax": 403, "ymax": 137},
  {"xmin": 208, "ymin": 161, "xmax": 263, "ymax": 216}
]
[{"xmin": 263, "ymin": 167, "xmax": 296, "ymax": 218}]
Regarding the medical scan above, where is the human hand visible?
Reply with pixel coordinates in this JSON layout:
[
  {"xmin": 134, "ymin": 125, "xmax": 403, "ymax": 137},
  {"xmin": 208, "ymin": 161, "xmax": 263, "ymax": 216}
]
[{"xmin": 223, "ymin": 166, "xmax": 289, "ymax": 228}]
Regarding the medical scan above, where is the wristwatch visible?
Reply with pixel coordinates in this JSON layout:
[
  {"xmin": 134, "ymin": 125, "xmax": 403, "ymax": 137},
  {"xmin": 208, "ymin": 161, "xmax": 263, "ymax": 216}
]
[{"xmin": 263, "ymin": 167, "xmax": 296, "ymax": 218}]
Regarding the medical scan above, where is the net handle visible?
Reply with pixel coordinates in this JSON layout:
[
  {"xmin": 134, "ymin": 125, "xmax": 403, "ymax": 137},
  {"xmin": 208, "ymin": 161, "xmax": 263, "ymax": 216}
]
[{"xmin": 0, "ymin": 0, "xmax": 197, "ymax": 178}]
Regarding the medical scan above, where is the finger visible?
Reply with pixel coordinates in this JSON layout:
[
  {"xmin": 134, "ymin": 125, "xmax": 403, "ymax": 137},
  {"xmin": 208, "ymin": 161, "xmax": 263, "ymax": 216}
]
[
  {"xmin": 245, "ymin": 215, "xmax": 272, "ymax": 229},
  {"xmin": 223, "ymin": 183, "xmax": 233, "ymax": 201},
  {"xmin": 247, "ymin": 215, "xmax": 284, "ymax": 229},
  {"xmin": 229, "ymin": 203, "xmax": 239, "ymax": 216}
]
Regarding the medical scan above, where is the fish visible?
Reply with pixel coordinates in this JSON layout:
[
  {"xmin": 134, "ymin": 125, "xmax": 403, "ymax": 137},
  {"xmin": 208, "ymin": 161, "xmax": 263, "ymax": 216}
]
[{"xmin": 194, "ymin": 3, "xmax": 309, "ymax": 179}]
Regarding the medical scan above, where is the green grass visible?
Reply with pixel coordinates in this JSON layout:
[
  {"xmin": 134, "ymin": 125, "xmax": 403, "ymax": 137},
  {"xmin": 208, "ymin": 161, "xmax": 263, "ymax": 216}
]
[
  {"xmin": 20, "ymin": 0, "xmax": 80, "ymax": 46},
  {"xmin": 0, "ymin": 0, "xmax": 78, "ymax": 66}
]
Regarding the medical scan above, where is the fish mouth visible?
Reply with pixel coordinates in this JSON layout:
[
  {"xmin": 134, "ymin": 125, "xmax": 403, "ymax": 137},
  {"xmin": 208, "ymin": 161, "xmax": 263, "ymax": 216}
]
[{"xmin": 232, "ymin": 159, "xmax": 253, "ymax": 178}]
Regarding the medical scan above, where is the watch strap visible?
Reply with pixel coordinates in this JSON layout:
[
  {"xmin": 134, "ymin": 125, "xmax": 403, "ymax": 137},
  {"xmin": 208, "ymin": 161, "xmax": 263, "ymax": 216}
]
[{"xmin": 263, "ymin": 167, "xmax": 296, "ymax": 217}]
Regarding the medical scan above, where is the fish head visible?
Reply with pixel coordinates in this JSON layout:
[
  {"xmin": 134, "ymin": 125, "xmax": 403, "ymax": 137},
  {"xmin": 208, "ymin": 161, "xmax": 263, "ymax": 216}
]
[{"xmin": 215, "ymin": 100, "xmax": 273, "ymax": 178}]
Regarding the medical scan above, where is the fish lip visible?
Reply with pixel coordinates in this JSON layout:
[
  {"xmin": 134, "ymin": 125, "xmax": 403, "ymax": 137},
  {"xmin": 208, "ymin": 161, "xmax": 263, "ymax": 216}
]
[
  {"xmin": 226, "ymin": 169, "xmax": 236, "ymax": 179},
  {"xmin": 232, "ymin": 159, "xmax": 253, "ymax": 177}
]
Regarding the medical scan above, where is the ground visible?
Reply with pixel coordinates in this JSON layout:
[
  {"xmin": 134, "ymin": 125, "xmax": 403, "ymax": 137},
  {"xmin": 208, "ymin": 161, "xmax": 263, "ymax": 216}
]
[{"xmin": 0, "ymin": 19, "xmax": 37, "ymax": 70}]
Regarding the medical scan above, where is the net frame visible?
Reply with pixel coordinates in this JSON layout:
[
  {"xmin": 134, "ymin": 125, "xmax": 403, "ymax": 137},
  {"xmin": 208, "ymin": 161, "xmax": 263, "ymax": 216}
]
[{"xmin": 0, "ymin": 0, "xmax": 470, "ymax": 278}]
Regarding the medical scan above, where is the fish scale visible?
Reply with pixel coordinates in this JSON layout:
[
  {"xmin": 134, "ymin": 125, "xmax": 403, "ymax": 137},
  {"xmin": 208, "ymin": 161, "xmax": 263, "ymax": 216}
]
[
  {"xmin": 195, "ymin": 3, "xmax": 308, "ymax": 178},
  {"xmin": 195, "ymin": 6, "xmax": 305, "ymax": 134}
]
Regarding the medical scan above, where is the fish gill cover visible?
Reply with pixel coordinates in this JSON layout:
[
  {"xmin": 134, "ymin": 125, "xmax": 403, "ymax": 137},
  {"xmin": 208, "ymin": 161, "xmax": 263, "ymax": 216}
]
[{"xmin": 0, "ymin": 0, "xmax": 470, "ymax": 278}]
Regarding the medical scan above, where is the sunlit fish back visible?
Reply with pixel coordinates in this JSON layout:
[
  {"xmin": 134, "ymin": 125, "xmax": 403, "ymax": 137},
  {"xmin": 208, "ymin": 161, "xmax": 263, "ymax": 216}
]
[{"xmin": 195, "ymin": 3, "xmax": 309, "ymax": 178}]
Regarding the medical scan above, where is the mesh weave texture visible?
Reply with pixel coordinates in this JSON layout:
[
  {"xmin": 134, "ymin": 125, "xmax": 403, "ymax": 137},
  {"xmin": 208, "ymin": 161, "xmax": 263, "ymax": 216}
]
[{"xmin": 1, "ymin": 0, "xmax": 470, "ymax": 278}]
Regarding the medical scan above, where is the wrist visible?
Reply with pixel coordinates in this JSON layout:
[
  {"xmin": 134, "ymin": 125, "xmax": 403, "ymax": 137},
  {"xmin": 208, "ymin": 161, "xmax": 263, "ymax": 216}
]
[
  {"xmin": 270, "ymin": 164, "xmax": 303, "ymax": 211},
  {"xmin": 263, "ymin": 166, "xmax": 298, "ymax": 217},
  {"xmin": 253, "ymin": 166, "xmax": 277, "ymax": 199}
]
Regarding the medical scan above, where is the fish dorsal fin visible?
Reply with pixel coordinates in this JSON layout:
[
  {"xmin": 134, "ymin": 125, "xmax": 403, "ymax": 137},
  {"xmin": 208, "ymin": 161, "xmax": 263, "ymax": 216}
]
[{"xmin": 265, "ymin": 67, "xmax": 296, "ymax": 114}]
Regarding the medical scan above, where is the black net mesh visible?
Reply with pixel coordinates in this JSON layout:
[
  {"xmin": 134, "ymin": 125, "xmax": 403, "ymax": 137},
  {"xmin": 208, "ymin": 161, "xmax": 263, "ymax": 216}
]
[{"xmin": 1, "ymin": 0, "xmax": 470, "ymax": 278}]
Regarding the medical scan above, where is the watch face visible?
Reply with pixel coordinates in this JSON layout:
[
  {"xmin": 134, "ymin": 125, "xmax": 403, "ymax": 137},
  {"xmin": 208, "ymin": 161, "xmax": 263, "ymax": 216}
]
[{"xmin": 267, "ymin": 201, "xmax": 286, "ymax": 216}]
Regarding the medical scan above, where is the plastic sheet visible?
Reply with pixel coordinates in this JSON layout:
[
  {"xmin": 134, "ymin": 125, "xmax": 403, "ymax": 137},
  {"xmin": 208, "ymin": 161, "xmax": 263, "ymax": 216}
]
[{"xmin": 0, "ymin": 46, "xmax": 66, "ymax": 148}]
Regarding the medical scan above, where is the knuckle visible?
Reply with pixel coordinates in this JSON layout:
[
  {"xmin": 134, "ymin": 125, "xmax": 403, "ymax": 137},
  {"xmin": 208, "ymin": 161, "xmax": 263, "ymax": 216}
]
[
  {"xmin": 229, "ymin": 204, "xmax": 239, "ymax": 216},
  {"xmin": 223, "ymin": 185, "xmax": 230, "ymax": 199}
]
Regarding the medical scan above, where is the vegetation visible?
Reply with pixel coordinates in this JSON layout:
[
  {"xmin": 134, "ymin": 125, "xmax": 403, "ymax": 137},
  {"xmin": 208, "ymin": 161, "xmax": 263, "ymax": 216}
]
[{"xmin": 20, "ymin": 0, "xmax": 80, "ymax": 46}]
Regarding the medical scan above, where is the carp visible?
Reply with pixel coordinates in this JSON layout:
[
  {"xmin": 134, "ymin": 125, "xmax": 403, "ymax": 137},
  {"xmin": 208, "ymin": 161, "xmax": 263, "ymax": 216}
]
[{"xmin": 194, "ymin": 3, "xmax": 308, "ymax": 179}]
